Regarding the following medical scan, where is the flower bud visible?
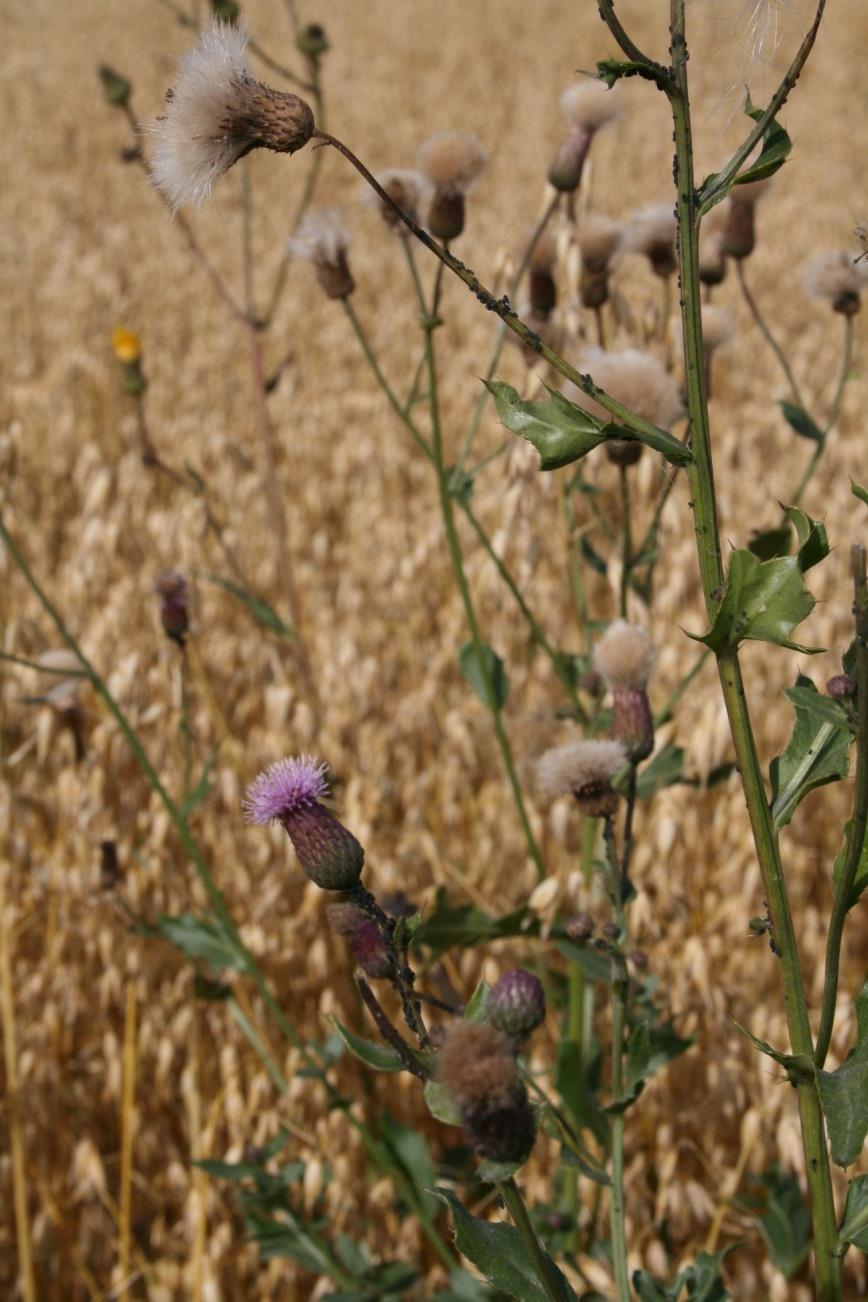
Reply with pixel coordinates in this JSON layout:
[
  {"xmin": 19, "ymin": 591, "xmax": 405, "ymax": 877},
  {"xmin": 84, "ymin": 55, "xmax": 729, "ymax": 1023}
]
[
  {"xmin": 827, "ymin": 673, "xmax": 856, "ymax": 701},
  {"xmin": 612, "ymin": 686, "xmax": 655, "ymax": 761},
  {"xmin": 244, "ymin": 756, "xmax": 365, "ymax": 891},
  {"xmin": 296, "ymin": 23, "xmax": 329, "ymax": 59},
  {"xmin": 487, "ymin": 970, "xmax": 545, "ymax": 1039},
  {"xmin": 565, "ymin": 913, "xmax": 594, "ymax": 941},
  {"xmin": 154, "ymin": 569, "xmax": 190, "ymax": 644},
  {"xmin": 547, "ymin": 127, "xmax": 591, "ymax": 193},
  {"xmin": 605, "ymin": 439, "xmax": 643, "ymax": 468},
  {"xmin": 99, "ymin": 65, "xmax": 132, "ymax": 108},
  {"xmin": 326, "ymin": 903, "xmax": 393, "ymax": 978}
]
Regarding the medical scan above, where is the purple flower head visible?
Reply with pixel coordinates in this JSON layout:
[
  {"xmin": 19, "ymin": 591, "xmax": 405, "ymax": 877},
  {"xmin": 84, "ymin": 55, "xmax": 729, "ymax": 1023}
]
[
  {"xmin": 244, "ymin": 755, "xmax": 364, "ymax": 891},
  {"xmin": 243, "ymin": 754, "xmax": 329, "ymax": 825},
  {"xmin": 487, "ymin": 969, "xmax": 546, "ymax": 1039}
]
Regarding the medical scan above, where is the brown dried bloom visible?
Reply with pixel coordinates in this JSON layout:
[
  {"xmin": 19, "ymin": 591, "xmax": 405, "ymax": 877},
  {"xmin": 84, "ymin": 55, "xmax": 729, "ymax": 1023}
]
[
  {"xmin": 522, "ymin": 226, "xmax": 560, "ymax": 319},
  {"xmin": 537, "ymin": 738, "xmax": 626, "ymax": 817},
  {"xmin": 436, "ymin": 1021, "xmax": 517, "ymax": 1108},
  {"xmin": 723, "ymin": 178, "xmax": 772, "ymax": 261},
  {"xmin": 593, "ymin": 620, "xmax": 654, "ymax": 692},
  {"xmin": 803, "ymin": 251, "xmax": 868, "ymax": 316},
  {"xmin": 418, "ymin": 131, "xmax": 488, "ymax": 241},
  {"xmin": 625, "ymin": 203, "xmax": 677, "ymax": 278},
  {"xmin": 288, "ymin": 209, "xmax": 354, "ymax": 299},
  {"xmin": 698, "ymin": 200, "xmax": 730, "ymax": 287},
  {"xmin": 151, "ymin": 21, "xmax": 314, "ymax": 211},
  {"xmin": 367, "ymin": 168, "xmax": 429, "ymax": 230},
  {"xmin": 568, "ymin": 347, "xmax": 685, "ymax": 432},
  {"xmin": 701, "ymin": 303, "xmax": 736, "ymax": 352},
  {"xmin": 560, "ymin": 80, "xmax": 622, "ymax": 133},
  {"xmin": 577, "ymin": 212, "xmax": 622, "ymax": 308}
]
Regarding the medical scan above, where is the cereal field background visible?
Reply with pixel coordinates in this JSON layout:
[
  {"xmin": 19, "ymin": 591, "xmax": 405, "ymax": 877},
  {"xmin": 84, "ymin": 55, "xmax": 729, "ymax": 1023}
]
[{"xmin": 2, "ymin": 0, "xmax": 867, "ymax": 1297}]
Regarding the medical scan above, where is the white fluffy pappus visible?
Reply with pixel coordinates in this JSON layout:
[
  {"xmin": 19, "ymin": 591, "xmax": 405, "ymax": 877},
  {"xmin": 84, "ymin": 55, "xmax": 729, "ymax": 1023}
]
[
  {"xmin": 566, "ymin": 347, "xmax": 685, "ymax": 432},
  {"xmin": 537, "ymin": 739, "xmax": 627, "ymax": 800}
]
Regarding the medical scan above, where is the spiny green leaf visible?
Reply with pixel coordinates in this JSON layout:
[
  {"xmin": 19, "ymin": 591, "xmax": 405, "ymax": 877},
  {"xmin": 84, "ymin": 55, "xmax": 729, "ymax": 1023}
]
[
  {"xmin": 434, "ymin": 1188, "xmax": 578, "ymax": 1302},
  {"xmin": 817, "ymin": 981, "xmax": 868, "ymax": 1166},
  {"xmin": 769, "ymin": 679, "xmax": 851, "ymax": 830},
  {"xmin": 634, "ymin": 744, "xmax": 685, "ymax": 798},
  {"xmin": 838, "ymin": 1174, "xmax": 868, "ymax": 1252},
  {"xmin": 692, "ymin": 550, "xmax": 819, "ymax": 654},
  {"xmin": 633, "ymin": 1245, "xmax": 736, "ymax": 1301},
  {"xmin": 734, "ymin": 92, "xmax": 792, "ymax": 185},
  {"xmin": 559, "ymin": 1146, "xmax": 611, "ymax": 1187},
  {"xmin": 748, "ymin": 524, "xmax": 793, "ymax": 562},
  {"xmin": 458, "ymin": 641, "xmax": 509, "ymax": 710},
  {"xmin": 784, "ymin": 506, "xmax": 830, "ymax": 572},
  {"xmin": 328, "ymin": 1017, "xmax": 404, "ymax": 1073},
  {"xmin": 732, "ymin": 1022, "xmax": 813, "ymax": 1082},
  {"xmin": 780, "ymin": 401, "xmax": 825, "ymax": 444}
]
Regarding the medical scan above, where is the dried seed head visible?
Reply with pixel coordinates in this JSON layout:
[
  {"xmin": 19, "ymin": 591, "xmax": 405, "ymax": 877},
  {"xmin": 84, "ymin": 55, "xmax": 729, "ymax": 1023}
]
[
  {"xmin": 570, "ymin": 347, "xmax": 685, "ymax": 433},
  {"xmin": 244, "ymin": 756, "xmax": 364, "ymax": 891},
  {"xmin": 577, "ymin": 212, "xmax": 622, "ymax": 272},
  {"xmin": 487, "ymin": 970, "xmax": 546, "ymax": 1039},
  {"xmin": 723, "ymin": 180, "xmax": 771, "ymax": 260},
  {"xmin": 698, "ymin": 201, "xmax": 730, "ymax": 286},
  {"xmin": 537, "ymin": 738, "xmax": 626, "ymax": 817},
  {"xmin": 154, "ymin": 569, "xmax": 190, "ymax": 644},
  {"xmin": 625, "ymin": 203, "xmax": 678, "ymax": 278},
  {"xmin": 701, "ymin": 303, "xmax": 736, "ymax": 352},
  {"xmin": 368, "ymin": 168, "xmax": 429, "ymax": 230},
  {"xmin": 151, "ymin": 21, "xmax": 314, "ymax": 212},
  {"xmin": 289, "ymin": 209, "xmax": 354, "ymax": 299},
  {"xmin": 418, "ymin": 131, "xmax": 487, "ymax": 241},
  {"xmin": 462, "ymin": 1085, "xmax": 536, "ymax": 1164},
  {"xmin": 417, "ymin": 130, "xmax": 487, "ymax": 194},
  {"xmin": 559, "ymin": 80, "xmax": 622, "ymax": 133},
  {"xmin": 436, "ymin": 1021, "xmax": 517, "ymax": 1108},
  {"xmin": 803, "ymin": 251, "xmax": 868, "ymax": 316},
  {"xmin": 593, "ymin": 620, "xmax": 655, "ymax": 692}
]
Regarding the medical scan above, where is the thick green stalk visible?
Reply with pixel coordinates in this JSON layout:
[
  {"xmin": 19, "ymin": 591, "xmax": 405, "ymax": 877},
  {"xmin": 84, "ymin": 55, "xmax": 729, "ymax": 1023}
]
[
  {"xmin": 668, "ymin": 7, "xmax": 841, "ymax": 1296},
  {"xmin": 603, "ymin": 817, "xmax": 630, "ymax": 1301},
  {"xmin": 498, "ymin": 1178, "xmax": 565, "ymax": 1302},
  {"xmin": 423, "ymin": 321, "xmax": 546, "ymax": 880},
  {"xmin": 815, "ymin": 549, "xmax": 868, "ymax": 1067}
]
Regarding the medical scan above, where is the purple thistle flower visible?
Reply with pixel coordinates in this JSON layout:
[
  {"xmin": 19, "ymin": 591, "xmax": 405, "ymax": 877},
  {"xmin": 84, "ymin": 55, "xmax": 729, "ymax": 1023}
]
[
  {"xmin": 487, "ymin": 969, "xmax": 546, "ymax": 1039},
  {"xmin": 243, "ymin": 754, "xmax": 329, "ymax": 824},
  {"xmin": 244, "ymin": 755, "xmax": 365, "ymax": 891}
]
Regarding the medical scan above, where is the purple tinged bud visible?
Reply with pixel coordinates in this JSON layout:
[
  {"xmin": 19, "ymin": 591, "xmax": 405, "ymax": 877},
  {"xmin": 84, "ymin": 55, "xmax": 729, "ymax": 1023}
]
[
  {"xmin": 827, "ymin": 673, "xmax": 857, "ymax": 701},
  {"xmin": 612, "ymin": 686, "xmax": 655, "ymax": 761},
  {"xmin": 244, "ymin": 756, "xmax": 365, "ymax": 891},
  {"xmin": 349, "ymin": 918, "xmax": 393, "ymax": 979},
  {"xmin": 487, "ymin": 969, "xmax": 546, "ymax": 1039},
  {"xmin": 547, "ymin": 126, "xmax": 591, "ymax": 193},
  {"xmin": 154, "ymin": 569, "xmax": 190, "ymax": 644}
]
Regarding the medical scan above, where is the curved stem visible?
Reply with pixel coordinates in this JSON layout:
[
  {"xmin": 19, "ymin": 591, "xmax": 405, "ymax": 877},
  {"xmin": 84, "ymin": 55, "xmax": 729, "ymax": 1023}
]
[
  {"xmin": 736, "ymin": 260, "xmax": 804, "ymax": 408},
  {"xmin": 497, "ymin": 1178, "xmax": 565, "ymax": 1302},
  {"xmin": 815, "ymin": 548, "xmax": 868, "ymax": 1067},
  {"xmin": 668, "ymin": 4, "xmax": 840, "ymax": 1294},
  {"xmin": 597, "ymin": 0, "xmax": 667, "ymax": 73}
]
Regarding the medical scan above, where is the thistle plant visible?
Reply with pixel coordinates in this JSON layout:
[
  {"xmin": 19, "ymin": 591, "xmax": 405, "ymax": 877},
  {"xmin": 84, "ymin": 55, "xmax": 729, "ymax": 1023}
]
[{"xmin": 4, "ymin": 1, "xmax": 867, "ymax": 1297}]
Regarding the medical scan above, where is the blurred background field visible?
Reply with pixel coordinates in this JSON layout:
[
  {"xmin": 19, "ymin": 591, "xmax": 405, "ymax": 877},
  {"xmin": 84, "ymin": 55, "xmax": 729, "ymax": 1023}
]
[{"xmin": 2, "ymin": 0, "xmax": 868, "ymax": 1296}]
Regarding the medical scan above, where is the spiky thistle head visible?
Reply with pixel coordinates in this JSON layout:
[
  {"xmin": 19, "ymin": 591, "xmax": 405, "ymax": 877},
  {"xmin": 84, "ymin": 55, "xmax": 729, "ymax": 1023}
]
[
  {"xmin": 151, "ymin": 20, "xmax": 314, "ymax": 212},
  {"xmin": 288, "ymin": 209, "xmax": 354, "ymax": 299},
  {"xmin": 244, "ymin": 756, "xmax": 364, "ymax": 891},
  {"xmin": 803, "ymin": 250, "xmax": 868, "ymax": 316},
  {"xmin": 537, "ymin": 738, "xmax": 626, "ymax": 816}
]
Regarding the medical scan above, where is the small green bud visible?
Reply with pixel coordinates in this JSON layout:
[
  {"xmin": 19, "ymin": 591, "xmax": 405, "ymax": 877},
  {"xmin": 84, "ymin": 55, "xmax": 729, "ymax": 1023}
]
[
  {"xmin": 99, "ymin": 65, "xmax": 132, "ymax": 108},
  {"xmin": 297, "ymin": 23, "xmax": 329, "ymax": 58}
]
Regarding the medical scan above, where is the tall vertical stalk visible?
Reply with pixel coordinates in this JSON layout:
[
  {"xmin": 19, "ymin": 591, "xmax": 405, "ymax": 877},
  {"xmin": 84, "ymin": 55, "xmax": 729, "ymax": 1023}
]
[
  {"xmin": 603, "ymin": 815, "xmax": 631, "ymax": 1301},
  {"xmin": 667, "ymin": 3, "xmax": 841, "ymax": 1295}
]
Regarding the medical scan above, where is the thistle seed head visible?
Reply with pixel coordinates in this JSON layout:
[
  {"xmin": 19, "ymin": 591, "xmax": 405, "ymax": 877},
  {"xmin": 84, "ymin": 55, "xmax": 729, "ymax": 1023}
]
[
  {"xmin": 436, "ymin": 1021, "xmax": 517, "ymax": 1108},
  {"xmin": 593, "ymin": 620, "xmax": 655, "ymax": 692},
  {"xmin": 568, "ymin": 347, "xmax": 685, "ymax": 433},
  {"xmin": 803, "ymin": 250, "xmax": 868, "ymax": 316},
  {"xmin": 289, "ymin": 209, "xmax": 354, "ymax": 299},
  {"xmin": 367, "ymin": 168, "xmax": 430, "ymax": 230},
  {"xmin": 151, "ymin": 20, "xmax": 314, "ymax": 212},
  {"xmin": 418, "ymin": 131, "xmax": 487, "ymax": 241},
  {"xmin": 462, "ymin": 1085, "xmax": 536, "ymax": 1164},
  {"xmin": 625, "ymin": 203, "xmax": 678, "ymax": 278},
  {"xmin": 537, "ymin": 738, "xmax": 626, "ymax": 817},
  {"xmin": 559, "ymin": 80, "xmax": 622, "ymax": 132}
]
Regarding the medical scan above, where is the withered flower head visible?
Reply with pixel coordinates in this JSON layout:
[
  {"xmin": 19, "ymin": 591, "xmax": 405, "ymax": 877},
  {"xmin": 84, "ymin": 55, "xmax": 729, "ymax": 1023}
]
[
  {"xmin": 151, "ymin": 20, "xmax": 314, "ymax": 211},
  {"xmin": 577, "ymin": 212, "xmax": 622, "ymax": 308},
  {"xmin": 417, "ymin": 130, "xmax": 488, "ymax": 241},
  {"xmin": 625, "ymin": 203, "xmax": 678, "ymax": 278},
  {"xmin": 367, "ymin": 168, "xmax": 430, "ymax": 230},
  {"xmin": 803, "ymin": 250, "xmax": 868, "ymax": 316},
  {"xmin": 537, "ymin": 738, "xmax": 626, "ymax": 817},
  {"xmin": 288, "ymin": 209, "xmax": 354, "ymax": 299},
  {"xmin": 569, "ymin": 347, "xmax": 685, "ymax": 432}
]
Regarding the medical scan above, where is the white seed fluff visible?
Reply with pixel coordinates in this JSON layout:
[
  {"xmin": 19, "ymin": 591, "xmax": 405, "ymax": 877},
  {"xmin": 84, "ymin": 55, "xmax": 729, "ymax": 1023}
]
[{"xmin": 537, "ymin": 739, "xmax": 627, "ymax": 800}]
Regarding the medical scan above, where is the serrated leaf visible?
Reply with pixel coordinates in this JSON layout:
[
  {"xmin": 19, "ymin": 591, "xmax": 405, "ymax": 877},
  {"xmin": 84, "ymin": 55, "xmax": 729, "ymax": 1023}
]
[
  {"xmin": 486, "ymin": 380, "xmax": 691, "ymax": 470},
  {"xmin": 692, "ymin": 550, "xmax": 819, "ymax": 654},
  {"xmin": 434, "ymin": 1188, "xmax": 578, "ymax": 1302},
  {"xmin": 733, "ymin": 1022, "xmax": 813, "ymax": 1082},
  {"xmin": 839, "ymin": 1174, "xmax": 868, "ymax": 1251},
  {"xmin": 200, "ymin": 570, "xmax": 294, "ymax": 640},
  {"xmin": 734, "ymin": 92, "xmax": 792, "ymax": 185},
  {"xmin": 817, "ymin": 981, "xmax": 868, "ymax": 1166},
  {"xmin": 745, "ymin": 1167, "xmax": 811, "ymax": 1278},
  {"xmin": 458, "ymin": 641, "xmax": 509, "ymax": 710},
  {"xmin": 243, "ymin": 1208, "xmax": 336, "ymax": 1274},
  {"xmin": 424, "ymin": 1080, "xmax": 464, "ymax": 1126},
  {"xmin": 780, "ymin": 401, "xmax": 825, "ymax": 444},
  {"xmin": 784, "ymin": 506, "xmax": 829, "ymax": 572},
  {"xmin": 328, "ymin": 1017, "xmax": 404, "ymax": 1073},
  {"xmin": 155, "ymin": 912, "xmax": 249, "ymax": 973},
  {"xmin": 769, "ymin": 679, "xmax": 851, "ymax": 830}
]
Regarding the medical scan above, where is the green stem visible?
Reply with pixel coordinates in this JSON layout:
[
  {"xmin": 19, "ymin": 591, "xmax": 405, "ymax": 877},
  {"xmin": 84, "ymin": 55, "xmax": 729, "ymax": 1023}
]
[
  {"xmin": 603, "ymin": 817, "xmax": 630, "ymax": 1302},
  {"xmin": 668, "ymin": 6, "xmax": 840, "ymax": 1295},
  {"xmin": 423, "ymin": 318, "xmax": 546, "ymax": 880},
  {"xmin": 463, "ymin": 502, "xmax": 585, "ymax": 717},
  {"xmin": 498, "ymin": 1178, "xmax": 565, "ymax": 1302},
  {"xmin": 619, "ymin": 467, "xmax": 632, "ymax": 619},
  {"xmin": 815, "ymin": 548, "xmax": 868, "ymax": 1067},
  {"xmin": 563, "ymin": 485, "xmax": 589, "ymax": 647},
  {"xmin": 736, "ymin": 259, "xmax": 804, "ymax": 408},
  {"xmin": 179, "ymin": 646, "xmax": 193, "ymax": 802},
  {"xmin": 790, "ymin": 314, "xmax": 854, "ymax": 510},
  {"xmin": 341, "ymin": 299, "xmax": 434, "ymax": 463},
  {"xmin": 653, "ymin": 648, "xmax": 711, "ymax": 727}
]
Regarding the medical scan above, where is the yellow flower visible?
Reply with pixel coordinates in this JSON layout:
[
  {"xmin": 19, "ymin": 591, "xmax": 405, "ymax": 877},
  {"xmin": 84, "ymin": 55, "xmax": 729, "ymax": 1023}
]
[{"xmin": 112, "ymin": 328, "xmax": 142, "ymax": 363}]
